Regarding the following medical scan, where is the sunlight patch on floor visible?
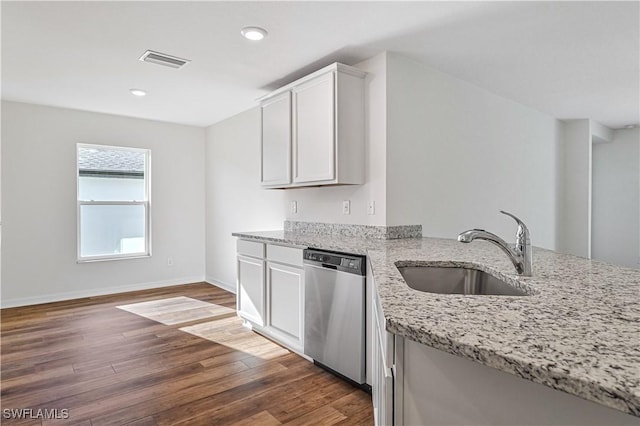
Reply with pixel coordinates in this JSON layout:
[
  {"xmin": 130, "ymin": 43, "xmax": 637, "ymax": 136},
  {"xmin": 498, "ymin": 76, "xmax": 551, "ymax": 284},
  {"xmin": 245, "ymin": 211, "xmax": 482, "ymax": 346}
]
[
  {"xmin": 117, "ymin": 296, "xmax": 235, "ymax": 325},
  {"xmin": 180, "ymin": 316, "xmax": 290, "ymax": 360}
]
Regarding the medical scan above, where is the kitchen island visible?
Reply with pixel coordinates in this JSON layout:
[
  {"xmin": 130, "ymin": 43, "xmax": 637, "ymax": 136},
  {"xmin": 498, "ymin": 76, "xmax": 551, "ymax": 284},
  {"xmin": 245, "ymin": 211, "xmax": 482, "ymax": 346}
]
[{"xmin": 232, "ymin": 230, "xmax": 640, "ymax": 422}]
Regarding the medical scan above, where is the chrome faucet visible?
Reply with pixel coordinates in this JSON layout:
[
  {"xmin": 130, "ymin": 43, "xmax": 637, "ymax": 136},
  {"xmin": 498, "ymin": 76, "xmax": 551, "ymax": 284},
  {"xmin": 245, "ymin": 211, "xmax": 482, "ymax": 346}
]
[{"xmin": 457, "ymin": 211, "xmax": 532, "ymax": 276}]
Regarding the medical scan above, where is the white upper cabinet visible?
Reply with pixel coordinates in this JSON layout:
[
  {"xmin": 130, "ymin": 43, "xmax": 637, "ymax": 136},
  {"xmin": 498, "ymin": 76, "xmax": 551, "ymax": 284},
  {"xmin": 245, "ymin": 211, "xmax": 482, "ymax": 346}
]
[
  {"xmin": 293, "ymin": 72, "xmax": 335, "ymax": 184},
  {"xmin": 261, "ymin": 92, "xmax": 291, "ymax": 186},
  {"xmin": 259, "ymin": 63, "xmax": 365, "ymax": 188}
]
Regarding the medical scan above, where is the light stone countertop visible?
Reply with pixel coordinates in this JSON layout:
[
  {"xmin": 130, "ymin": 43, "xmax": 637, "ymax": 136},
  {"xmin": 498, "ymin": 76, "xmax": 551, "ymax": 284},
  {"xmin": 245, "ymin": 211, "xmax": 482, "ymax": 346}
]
[
  {"xmin": 232, "ymin": 230, "xmax": 373, "ymax": 254},
  {"xmin": 232, "ymin": 231, "xmax": 640, "ymax": 416}
]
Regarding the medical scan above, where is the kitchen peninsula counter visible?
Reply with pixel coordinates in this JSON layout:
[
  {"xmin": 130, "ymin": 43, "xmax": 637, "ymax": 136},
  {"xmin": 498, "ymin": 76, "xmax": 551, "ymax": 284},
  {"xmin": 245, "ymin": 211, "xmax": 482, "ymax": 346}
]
[{"xmin": 232, "ymin": 231, "xmax": 640, "ymax": 416}]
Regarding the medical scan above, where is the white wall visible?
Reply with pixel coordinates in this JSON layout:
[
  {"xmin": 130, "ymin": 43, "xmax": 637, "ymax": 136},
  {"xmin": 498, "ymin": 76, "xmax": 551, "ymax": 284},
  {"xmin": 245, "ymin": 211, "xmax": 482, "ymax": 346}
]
[
  {"xmin": 385, "ymin": 53, "xmax": 562, "ymax": 250},
  {"xmin": 559, "ymin": 119, "xmax": 592, "ymax": 257},
  {"xmin": 0, "ymin": 4, "xmax": 3, "ymax": 291},
  {"xmin": 1, "ymin": 101, "xmax": 3, "ymax": 291},
  {"xmin": 592, "ymin": 127, "xmax": 640, "ymax": 268},
  {"xmin": 282, "ymin": 53, "xmax": 388, "ymax": 226},
  {"xmin": 204, "ymin": 107, "xmax": 285, "ymax": 292},
  {"xmin": 1, "ymin": 101, "xmax": 206, "ymax": 307}
]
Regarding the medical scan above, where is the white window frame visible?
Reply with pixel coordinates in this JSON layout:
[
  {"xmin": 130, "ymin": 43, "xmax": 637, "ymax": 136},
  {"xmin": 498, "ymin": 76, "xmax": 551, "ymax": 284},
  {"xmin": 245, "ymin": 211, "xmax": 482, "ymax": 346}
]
[{"xmin": 77, "ymin": 143, "xmax": 152, "ymax": 262}]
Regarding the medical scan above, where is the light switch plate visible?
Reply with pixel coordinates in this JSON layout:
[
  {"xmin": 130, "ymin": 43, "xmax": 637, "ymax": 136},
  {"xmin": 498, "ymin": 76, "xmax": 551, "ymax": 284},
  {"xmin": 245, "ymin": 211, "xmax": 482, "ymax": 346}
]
[
  {"xmin": 342, "ymin": 200, "xmax": 350, "ymax": 215},
  {"xmin": 291, "ymin": 200, "xmax": 297, "ymax": 214}
]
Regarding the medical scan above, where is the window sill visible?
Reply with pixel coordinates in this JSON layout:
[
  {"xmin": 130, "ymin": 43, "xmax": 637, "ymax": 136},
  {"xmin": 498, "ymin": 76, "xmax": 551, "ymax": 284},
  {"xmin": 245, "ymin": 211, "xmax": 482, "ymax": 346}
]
[{"xmin": 77, "ymin": 254, "xmax": 151, "ymax": 263}]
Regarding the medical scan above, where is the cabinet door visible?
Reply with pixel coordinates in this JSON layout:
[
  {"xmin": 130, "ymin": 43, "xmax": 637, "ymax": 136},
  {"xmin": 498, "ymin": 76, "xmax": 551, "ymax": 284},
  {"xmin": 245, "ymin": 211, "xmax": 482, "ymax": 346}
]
[
  {"xmin": 266, "ymin": 262, "xmax": 304, "ymax": 352},
  {"xmin": 261, "ymin": 92, "xmax": 291, "ymax": 186},
  {"xmin": 293, "ymin": 71, "xmax": 335, "ymax": 184},
  {"xmin": 372, "ymin": 307, "xmax": 382, "ymax": 425},
  {"xmin": 373, "ymin": 297, "xmax": 394, "ymax": 426},
  {"xmin": 237, "ymin": 255, "xmax": 265, "ymax": 326}
]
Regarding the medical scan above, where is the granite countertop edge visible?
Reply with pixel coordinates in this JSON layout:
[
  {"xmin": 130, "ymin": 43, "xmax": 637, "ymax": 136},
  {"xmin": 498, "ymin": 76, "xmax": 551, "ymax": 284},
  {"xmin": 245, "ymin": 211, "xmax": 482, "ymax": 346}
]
[
  {"xmin": 384, "ymin": 313, "xmax": 637, "ymax": 417},
  {"xmin": 233, "ymin": 230, "xmax": 640, "ymax": 417}
]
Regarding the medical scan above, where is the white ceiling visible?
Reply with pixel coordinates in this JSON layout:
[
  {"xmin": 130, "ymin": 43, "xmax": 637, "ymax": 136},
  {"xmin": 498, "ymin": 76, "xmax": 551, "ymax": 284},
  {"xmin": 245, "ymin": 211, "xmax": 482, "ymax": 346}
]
[{"xmin": 2, "ymin": 1, "xmax": 638, "ymax": 129}]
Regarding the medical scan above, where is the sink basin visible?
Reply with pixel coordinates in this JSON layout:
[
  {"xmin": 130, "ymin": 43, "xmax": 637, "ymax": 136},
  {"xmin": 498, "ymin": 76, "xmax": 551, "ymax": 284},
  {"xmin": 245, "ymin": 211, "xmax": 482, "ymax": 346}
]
[{"xmin": 397, "ymin": 266, "xmax": 527, "ymax": 296}]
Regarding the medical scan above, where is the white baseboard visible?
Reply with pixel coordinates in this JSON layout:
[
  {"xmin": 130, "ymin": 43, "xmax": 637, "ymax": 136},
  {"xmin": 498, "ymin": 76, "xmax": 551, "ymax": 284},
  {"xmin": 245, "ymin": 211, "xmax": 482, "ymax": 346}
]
[
  {"xmin": 0, "ymin": 276, "xmax": 206, "ymax": 309},
  {"xmin": 205, "ymin": 276, "xmax": 236, "ymax": 294}
]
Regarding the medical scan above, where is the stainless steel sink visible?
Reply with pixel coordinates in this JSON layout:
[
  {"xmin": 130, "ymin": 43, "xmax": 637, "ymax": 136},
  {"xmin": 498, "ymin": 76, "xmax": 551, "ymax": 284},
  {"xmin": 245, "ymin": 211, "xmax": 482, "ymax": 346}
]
[{"xmin": 397, "ymin": 266, "xmax": 527, "ymax": 296}]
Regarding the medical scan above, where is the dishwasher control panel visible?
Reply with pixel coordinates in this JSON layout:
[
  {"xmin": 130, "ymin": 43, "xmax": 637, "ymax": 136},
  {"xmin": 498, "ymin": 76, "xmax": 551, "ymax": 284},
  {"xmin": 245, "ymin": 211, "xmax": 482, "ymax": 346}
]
[
  {"xmin": 303, "ymin": 249, "xmax": 365, "ymax": 275},
  {"xmin": 340, "ymin": 258, "xmax": 360, "ymax": 270}
]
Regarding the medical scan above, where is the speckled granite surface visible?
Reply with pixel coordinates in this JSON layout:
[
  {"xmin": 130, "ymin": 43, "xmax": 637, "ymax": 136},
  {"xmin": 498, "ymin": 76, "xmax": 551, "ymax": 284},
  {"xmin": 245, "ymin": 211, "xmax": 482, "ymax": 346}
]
[
  {"xmin": 232, "ymin": 230, "xmax": 377, "ymax": 254},
  {"xmin": 369, "ymin": 238, "xmax": 640, "ymax": 417},
  {"xmin": 283, "ymin": 220, "xmax": 422, "ymax": 239},
  {"xmin": 232, "ymin": 231, "xmax": 640, "ymax": 416}
]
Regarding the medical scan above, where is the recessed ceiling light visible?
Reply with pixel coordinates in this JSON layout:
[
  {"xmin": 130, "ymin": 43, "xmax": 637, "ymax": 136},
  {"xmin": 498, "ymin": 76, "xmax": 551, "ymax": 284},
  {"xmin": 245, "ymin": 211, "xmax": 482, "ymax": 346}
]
[
  {"xmin": 624, "ymin": 124, "xmax": 638, "ymax": 129},
  {"xmin": 130, "ymin": 89, "xmax": 147, "ymax": 97},
  {"xmin": 241, "ymin": 26, "xmax": 267, "ymax": 41}
]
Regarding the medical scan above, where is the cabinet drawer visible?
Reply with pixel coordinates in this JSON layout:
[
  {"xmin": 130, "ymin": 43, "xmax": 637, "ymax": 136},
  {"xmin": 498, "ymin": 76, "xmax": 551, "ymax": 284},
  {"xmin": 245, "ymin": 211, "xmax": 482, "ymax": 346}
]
[
  {"xmin": 266, "ymin": 244, "xmax": 303, "ymax": 267},
  {"xmin": 237, "ymin": 239, "xmax": 265, "ymax": 258}
]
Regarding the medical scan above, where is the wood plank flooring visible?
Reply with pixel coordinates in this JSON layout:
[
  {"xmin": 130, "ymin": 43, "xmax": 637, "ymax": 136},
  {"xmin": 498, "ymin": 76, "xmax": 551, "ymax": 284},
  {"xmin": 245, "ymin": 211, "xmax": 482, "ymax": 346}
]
[{"xmin": 1, "ymin": 283, "xmax": 373, "ymax": 425}]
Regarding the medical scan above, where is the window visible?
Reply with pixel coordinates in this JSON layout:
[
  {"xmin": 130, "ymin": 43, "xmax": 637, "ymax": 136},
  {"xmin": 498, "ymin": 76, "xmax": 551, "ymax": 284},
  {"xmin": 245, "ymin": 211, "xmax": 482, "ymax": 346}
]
[{"xmin": 77, "ymin": 144, "xmax": 150, "ymax": 261}]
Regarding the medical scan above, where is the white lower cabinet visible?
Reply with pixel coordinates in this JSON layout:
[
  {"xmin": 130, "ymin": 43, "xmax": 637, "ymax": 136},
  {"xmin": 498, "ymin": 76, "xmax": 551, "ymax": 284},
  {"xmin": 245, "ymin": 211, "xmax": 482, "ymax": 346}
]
[
  {"xmin": 237, "ymin": 253, "xmax": 265, "ymax": 326},
  {"xmin": 395, "ymin": 337, "xmax": 638, "ymax": 426},
  {"xmin": 266, "ymin": 261, "xmax": 304, "ymax": 352},
  {"xmin": 372, "ymin": 330, "xmax": 639, "ymax": 426},
  {"xmin": 372, "ymin": 275, "xmax": 395, "ymax": 426},
  {"xmin": 236, "ymin": 239, "xmax": 266, "ymax": 326},
  {"xmin": 373, "ymin": 303, "xmax": 394, "ymax": 425},
  {"xmin": 236, "ymin": 240, "xmax": 305, "ymax": 354}
]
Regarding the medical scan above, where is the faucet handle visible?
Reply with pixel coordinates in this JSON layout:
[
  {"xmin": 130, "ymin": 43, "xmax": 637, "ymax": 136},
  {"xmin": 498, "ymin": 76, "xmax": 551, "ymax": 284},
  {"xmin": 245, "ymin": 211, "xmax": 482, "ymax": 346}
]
[{"xmin": 499, "ymin": 210, "xmax": 530, "ymax": 243}]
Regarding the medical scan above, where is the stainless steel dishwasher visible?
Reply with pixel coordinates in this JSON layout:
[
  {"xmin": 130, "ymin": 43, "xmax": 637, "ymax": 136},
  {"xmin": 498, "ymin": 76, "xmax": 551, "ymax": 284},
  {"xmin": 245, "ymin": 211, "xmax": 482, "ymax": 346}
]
[{"xmin": 303, "ymin": 248, "xmax": 366, "ymax": 385}]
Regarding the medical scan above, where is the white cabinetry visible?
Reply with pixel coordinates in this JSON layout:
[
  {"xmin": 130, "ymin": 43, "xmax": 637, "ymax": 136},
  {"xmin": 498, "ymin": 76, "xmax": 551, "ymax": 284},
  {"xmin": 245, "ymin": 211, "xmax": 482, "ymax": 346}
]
[
  {"xmin": 236, "ymin": 239, "xmax": 305, "ymax": 354},
  {"xmin": 236, "ymin": 240, "xmax": 265, "ymax": 326},
  {"xmin": 259, "ymin": 62, "xmax": 365, "ymax": 188},
  {"xmin": 372, "ymin": 289, "xmax": 394, "ymax": 426},
  {"xmin": 266, "ymin": 244, "xmax": 304, "ymax": 352},
  {"xmin": 394, "ymin": 337, "xmax": 638, "ymax": 426},
  {"xmin": 261, "ymin": 92, "xmax": 291, "ymax": 186},
  {"xmin": 292, "ymin": 71, "xmax": 335, "ymax": 184}
]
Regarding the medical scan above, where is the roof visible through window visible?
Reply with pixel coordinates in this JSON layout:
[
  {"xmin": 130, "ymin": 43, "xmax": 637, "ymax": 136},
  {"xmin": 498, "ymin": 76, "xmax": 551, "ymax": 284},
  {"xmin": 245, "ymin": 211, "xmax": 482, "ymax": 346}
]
[{"xmin": 78, "ymin": 146, "xmax": 145, "ymax": 178}]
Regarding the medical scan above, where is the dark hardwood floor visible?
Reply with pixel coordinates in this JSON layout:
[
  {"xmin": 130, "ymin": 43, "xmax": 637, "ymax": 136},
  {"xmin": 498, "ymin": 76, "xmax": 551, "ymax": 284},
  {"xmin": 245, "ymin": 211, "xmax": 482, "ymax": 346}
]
[{"xmin": 1, "ymin": 283, "xmax": 373, "ymax": 425}]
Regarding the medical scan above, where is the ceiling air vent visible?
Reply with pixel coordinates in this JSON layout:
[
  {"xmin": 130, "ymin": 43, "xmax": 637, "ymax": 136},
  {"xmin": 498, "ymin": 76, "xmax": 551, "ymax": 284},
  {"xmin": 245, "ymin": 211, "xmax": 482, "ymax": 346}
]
[{"xmin": 139, "ymin": 50, "xmax": 190, "ymax": 69}]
